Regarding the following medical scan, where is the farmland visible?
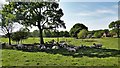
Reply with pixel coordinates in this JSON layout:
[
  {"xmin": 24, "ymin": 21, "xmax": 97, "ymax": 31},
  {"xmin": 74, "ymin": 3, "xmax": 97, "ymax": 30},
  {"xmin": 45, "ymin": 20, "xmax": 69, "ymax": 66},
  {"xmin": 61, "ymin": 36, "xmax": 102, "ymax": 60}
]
[{"xmin": 1, "ymin": 37, "xmax": 120, "ymax": 66}]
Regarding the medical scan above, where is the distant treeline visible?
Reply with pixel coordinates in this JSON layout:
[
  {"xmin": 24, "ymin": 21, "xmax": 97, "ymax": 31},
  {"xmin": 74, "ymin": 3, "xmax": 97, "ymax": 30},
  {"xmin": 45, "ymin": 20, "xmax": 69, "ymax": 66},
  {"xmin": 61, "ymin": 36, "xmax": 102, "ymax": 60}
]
[{"xmin": 30, "ymin": 30, "xmax": 70, "ymax": 37}]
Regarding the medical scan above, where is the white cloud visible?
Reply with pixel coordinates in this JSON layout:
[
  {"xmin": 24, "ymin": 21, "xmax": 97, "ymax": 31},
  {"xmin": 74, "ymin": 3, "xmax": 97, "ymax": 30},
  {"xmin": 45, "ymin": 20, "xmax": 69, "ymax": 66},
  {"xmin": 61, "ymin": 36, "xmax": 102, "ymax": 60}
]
[
  {"xmin": 96, "ymin": 9, "xmax": 116, "ymax": 14},
  {"xmin": 0, "ymin": 0, "xmax": 6, "ymax": 4},
  {"xmin": 77, "ymin": 8, "xmax": 117, "ymax": 17}
]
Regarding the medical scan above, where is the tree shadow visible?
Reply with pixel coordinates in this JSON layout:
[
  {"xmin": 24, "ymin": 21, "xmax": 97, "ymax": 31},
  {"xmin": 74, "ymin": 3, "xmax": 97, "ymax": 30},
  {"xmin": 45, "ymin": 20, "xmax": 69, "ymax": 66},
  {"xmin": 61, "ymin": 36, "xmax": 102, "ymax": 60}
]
[{"xmin": 21, "ymin": 47, "xmax": 120, "ymax": 58}]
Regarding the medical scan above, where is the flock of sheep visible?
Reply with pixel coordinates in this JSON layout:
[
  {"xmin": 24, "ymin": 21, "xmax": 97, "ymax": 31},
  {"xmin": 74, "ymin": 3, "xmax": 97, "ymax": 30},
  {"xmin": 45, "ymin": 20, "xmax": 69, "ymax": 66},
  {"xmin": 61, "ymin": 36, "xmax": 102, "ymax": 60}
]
[{"xmin": 1, "ymin": 40, "xmax": 102, "ymax": 52}]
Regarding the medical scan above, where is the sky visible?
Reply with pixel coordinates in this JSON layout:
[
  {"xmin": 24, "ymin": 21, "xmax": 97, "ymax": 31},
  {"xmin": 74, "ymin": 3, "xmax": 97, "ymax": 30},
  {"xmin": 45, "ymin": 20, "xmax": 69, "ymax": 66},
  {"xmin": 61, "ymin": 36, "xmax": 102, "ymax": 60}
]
[
  {"xmin": 0, "ymin": 0, "xmax": 119, "ymax": 35},
  {"xmin": 59, "ymin": 2, "xmax": 118, "ymax": 31}
]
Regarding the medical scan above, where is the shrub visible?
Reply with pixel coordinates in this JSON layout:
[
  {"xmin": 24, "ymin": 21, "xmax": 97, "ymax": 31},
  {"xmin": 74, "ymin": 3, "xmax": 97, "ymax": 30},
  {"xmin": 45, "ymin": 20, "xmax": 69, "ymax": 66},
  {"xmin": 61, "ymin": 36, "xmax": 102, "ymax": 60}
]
[{"xmin": 77, "ymin": 29, "xmax": 88, "ymax": 39}]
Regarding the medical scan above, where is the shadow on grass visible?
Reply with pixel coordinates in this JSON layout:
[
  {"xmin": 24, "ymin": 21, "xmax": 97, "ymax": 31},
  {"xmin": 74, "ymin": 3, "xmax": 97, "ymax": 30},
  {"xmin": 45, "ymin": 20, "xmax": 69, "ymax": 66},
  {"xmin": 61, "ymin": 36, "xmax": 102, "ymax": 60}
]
[{"xmin": 20, "ymin": 47, "xmax": 120, "ymax": 58}]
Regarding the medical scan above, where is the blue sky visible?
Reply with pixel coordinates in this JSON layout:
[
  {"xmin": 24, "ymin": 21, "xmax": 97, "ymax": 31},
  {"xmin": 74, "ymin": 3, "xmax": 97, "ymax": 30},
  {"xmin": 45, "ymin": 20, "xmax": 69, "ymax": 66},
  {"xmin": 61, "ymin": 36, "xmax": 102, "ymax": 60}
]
[
  {"xmin": 0, "ymin": 0, "xmax": 119, "ymax": 35},
  {"xmin": 60, "ymin": 0, "xmax": 120, "ymax": 2},
  {"xmin": 59, "ymin": 2, "xmax": 118, "ymax": 31}
]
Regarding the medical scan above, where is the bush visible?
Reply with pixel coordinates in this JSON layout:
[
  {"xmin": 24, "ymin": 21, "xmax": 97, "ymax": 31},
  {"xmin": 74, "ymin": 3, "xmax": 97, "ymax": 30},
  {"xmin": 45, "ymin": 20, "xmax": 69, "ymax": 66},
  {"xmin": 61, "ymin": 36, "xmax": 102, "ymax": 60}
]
[
  {"xmin": 77, "ymin": 29, "xmax": 88, "ymax": 39},
  {"xmin": 93, "ymin": 31, "xmax": 103, "ymax": 38},
  {"xmin": 12, "ymin": 31, "xmax": 29, "ymax": 44}
]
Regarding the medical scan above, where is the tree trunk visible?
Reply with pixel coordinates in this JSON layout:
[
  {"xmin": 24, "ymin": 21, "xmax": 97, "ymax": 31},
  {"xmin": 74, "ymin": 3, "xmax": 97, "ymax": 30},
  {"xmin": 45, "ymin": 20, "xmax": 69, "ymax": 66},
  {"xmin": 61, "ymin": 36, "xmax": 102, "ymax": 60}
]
[
  {"xmin": 39, "ymin": 28, "xmax": 44, "ymax": 44},
  {"xmin": 38, "ymin": 22, "xmax": 44, "ymax": 44},
  {"xmin": 8, "ymin": 32, "xmax": 11, "ymax": 45}
]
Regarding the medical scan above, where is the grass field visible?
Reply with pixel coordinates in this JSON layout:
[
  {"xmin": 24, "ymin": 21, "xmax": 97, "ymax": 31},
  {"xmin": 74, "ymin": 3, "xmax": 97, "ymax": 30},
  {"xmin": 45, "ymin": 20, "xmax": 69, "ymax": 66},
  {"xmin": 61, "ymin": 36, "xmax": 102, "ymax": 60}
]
[
  {"xmin": 1, "ymin": 37, "xmax": 119, "ymax": 49},
  {"xmin": 0, "ymin": 37, "xmax": 120, "ymax": 66},
  {"xmin": 1, "ymin": 49, "xmax": 119, "ymax": 66}
]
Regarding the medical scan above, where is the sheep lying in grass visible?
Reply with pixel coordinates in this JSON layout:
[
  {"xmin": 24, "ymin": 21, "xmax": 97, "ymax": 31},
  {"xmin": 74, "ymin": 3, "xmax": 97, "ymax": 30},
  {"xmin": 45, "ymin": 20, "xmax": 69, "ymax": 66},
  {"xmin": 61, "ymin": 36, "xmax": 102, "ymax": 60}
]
[
  {"xmin": 66, "ymin": 47, "xmax": 76, "ymax": 52},
  {"xmin": 52, "ymin": 46, "xmax": 59, "ymax": 49},
  {"xmin": 17, "ymin": 44, "xmax": 24, "ymax": 49},
  {"xmin": 90, "ymin": 43, "xmax": 102, "ymax": 48}
]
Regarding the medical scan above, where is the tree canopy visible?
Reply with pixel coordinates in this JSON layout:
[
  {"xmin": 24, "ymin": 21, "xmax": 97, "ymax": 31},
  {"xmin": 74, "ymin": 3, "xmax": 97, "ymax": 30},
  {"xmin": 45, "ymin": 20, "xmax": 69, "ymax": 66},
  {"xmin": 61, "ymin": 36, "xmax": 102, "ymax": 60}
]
[
  {"xmin": 69, "ymin": 23, "xmax": 88, "ymax": 38},
  {"xmin": 4, "ymin": 2, "xmax": 66, "ymax": 44},
  {"xmin": 0, "ymin": 3, "xmax": 16, "ymax": 45},
  {"xmin": 109, "ymin": 20, "xmax": 120, "ymax": 38}
]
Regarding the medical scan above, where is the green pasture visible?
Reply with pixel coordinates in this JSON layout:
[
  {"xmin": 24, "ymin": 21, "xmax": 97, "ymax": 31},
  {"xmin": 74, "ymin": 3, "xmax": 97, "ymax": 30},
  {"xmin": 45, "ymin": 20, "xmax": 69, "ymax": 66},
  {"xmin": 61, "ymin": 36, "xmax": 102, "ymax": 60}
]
[
  {"xmin": 1, "ymin": 49, "xmax": 119, "ymax": 66},
  {"xmin": 0, "ymin": 37, "xmax": 120, "ymax": 66},
  {"xmin": 0, "ymin": 37, "xmax": 119, "ymax": 49}
]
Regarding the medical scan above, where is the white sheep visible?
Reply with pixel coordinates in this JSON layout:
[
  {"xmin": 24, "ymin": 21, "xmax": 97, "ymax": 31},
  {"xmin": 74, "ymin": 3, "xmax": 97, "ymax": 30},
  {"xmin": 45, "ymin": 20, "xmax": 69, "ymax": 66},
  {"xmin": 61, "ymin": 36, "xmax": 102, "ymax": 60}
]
[
  {"xmin": 40, "ymin": 45, "xmax": 46, "ymax": 49},
  {"xmin": 17, "ymin": 44, "xmax": 24, "ymax": 49},
  {"xmin": 52, "ymin": 46, "xmax": 59, "ymax": 49},
  {"xmin": 67, "ymin": 47, "xmax": 76, "ymax": 52}
]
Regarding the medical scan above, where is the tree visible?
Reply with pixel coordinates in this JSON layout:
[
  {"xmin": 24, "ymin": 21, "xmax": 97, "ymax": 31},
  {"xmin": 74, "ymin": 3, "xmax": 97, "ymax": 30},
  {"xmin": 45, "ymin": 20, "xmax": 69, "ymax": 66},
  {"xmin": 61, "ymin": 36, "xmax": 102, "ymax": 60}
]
[
  {"xmin": 109, "ymin": 20, "xmax": 120, "ymax": 38},
  {"xmin": 0, "ymin": 3, "xmax": 16, "ymax": 45},
  {"xmin": 69, "ymin": 23, "xmax": 88, "ymax": 38},
  {"xmin": 77, "ymin": 29, "xmax": 88, "ymax": 39},
  {"xmin": 32, "ymin": 30, "xmax": 39, "ymax": 37},
  {"xmin": 109, "ymin": 29, "xmax": 117, "ymax": 37},
  {"xmin": 51, "ymin": 30, "xmax": 58, "ymax": 37},
  {"xmin": 43, "ymin": 29, "xmax": 52, "ymax": 37},
  {"xmin": 93, "ymin": 31, "xmax": 104, "ymax": 38},
  {"xmin": 13, "ymin": 2, "xmax": 66, "ymax": 44},
  {"xmin": 59, "ymin": 31, "xmax": 70, "ymax": 37},
  {"xmin": 11, "ymin": 28, "xmax": 29, "ymax": 44}
]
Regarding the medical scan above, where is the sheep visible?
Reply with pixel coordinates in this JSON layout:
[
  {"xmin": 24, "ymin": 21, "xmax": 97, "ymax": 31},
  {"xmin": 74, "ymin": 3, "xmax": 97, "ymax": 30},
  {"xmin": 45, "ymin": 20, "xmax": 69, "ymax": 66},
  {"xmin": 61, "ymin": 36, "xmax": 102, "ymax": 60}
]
[
  {"xmin": 47, "ymin": 47, "xmax": 50, "ymax": 49},
  {"xmin": 17, "ymin": 44, "xmax": 24, "ymax": 49},
  {"xmin": 40, "ymin": 45, "xmax": 46, "ymax": 49},
  {"xmin": 74, "ymin": 46, "xmax": 80, "ymax": 50},
  {"xmin": 89, "ymin": 45, "xmax": 95, "ymax": 48},
  {"xmin": 45, "ymin": 44, "xmax": 54, "ymax": 49},
  {"xmin": 67, "ymin": 47, "xmax": 76, "ymax": 52},
  {"xmin": 93, "ymin": 43, "xmax": 102, "ymax": 48},
  {"xmin": 78, "ymin": 45, "xmax": 87, "ymax": 49},
  {"xmin": 35, "ymin": 45, "xmax": 41, "ymax": 48},
  {"xmin": 52, "ymin": 46, "xmax": 59, "ymax": 49},
  {"xmin": 27, "ymin": 46, "xmax": 34, "ymax": 50}
]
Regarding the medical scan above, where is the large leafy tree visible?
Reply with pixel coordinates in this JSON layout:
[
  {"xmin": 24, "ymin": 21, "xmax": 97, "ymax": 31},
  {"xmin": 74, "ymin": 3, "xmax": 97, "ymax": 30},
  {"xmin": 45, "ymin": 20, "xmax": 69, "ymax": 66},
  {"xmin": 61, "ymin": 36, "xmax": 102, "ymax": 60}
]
[
  {"xmin": 109, "ymin": 20, "xmax": 120, "ymax": 38},
  {"xmin": 0, "ymin": 3, "xmax": 16, "ymax": 45},
  {"xmin": 69, "ymin": 23, "xmax": 88, "ymax": 38},
  {"xmin": 13, "ymin": 2, "xmax": 66, "ymax": 44}
]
